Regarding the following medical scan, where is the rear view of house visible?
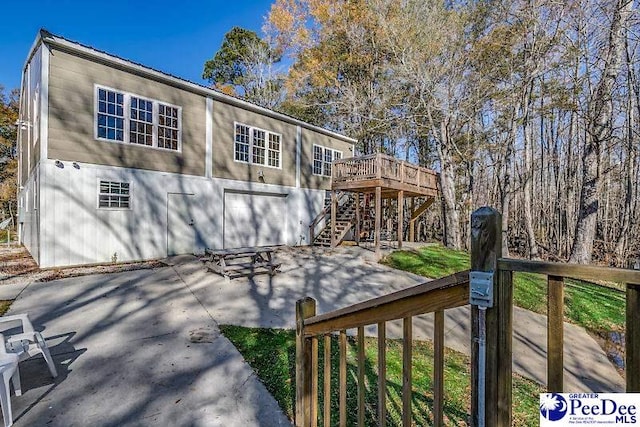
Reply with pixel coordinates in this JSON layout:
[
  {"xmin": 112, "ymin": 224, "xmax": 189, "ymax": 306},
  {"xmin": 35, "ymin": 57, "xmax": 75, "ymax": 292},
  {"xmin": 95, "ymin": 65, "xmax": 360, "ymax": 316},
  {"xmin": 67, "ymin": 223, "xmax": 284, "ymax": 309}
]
[{"xmin": 17, "ymin": 30, "xmax": 355, "ymax": 268}]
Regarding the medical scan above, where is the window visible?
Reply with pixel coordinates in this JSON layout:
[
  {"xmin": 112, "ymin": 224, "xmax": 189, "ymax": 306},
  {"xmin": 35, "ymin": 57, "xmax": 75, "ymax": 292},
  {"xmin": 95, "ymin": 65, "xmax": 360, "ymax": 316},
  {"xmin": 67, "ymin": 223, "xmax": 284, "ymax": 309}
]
[
  {"xmin": 268, "ymin": 133, "xmax": 280, "ymax": 167},
  {"xmin": 98, "ymin": 181, "xmax": 130, "ymax": 209},
  {"xmin": 97, "ymin": 88, "xmax": 124, "ymax": 141},
  {"xmin": 235, "ymin": 124, "xmax": 250, "ymax": 162},
  {"xmin": 234, "ymin": 122, "xmax": 281, "ymax": 168},
  {"xmin": 313, "ymin": 145, "xmax": 342, "ymax": 177},
  {"xmin": 158, "ymin": 104, "xmax": 180, "ymax": 150},
  {"xmin": 95, "ymin": 85, "xmax": 181, "ymax": 151},
  {"xmin": 129, "ymin": 97, "xmax": 153, "ymax": 146}
]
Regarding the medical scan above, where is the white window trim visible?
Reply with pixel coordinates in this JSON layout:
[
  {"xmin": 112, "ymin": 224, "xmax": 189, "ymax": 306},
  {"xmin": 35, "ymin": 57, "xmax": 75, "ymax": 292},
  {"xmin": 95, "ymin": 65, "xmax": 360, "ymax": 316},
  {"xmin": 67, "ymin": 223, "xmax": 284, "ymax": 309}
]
[
  {"xmin": 233, "ymin": 121, "xmax": 282, "ymax": 169},
  {"xmin": 96, "ymin": 178, "xmax": 132, "ymax": 210},
  {"xmin": 94, "ymin": 84, "xmax": 182, "ymax": 153},
  {"xmin": 312, "ymin": 144, "xmax": 343, "ymax": 177}
]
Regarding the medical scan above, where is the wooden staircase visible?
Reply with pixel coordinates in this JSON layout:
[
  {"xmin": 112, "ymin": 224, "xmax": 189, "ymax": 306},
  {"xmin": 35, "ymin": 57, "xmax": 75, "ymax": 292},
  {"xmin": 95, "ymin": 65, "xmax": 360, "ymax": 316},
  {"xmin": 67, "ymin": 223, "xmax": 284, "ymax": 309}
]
[{"xmin": 311, "ymin": 195, "xmax": 357, "ymax": 247}]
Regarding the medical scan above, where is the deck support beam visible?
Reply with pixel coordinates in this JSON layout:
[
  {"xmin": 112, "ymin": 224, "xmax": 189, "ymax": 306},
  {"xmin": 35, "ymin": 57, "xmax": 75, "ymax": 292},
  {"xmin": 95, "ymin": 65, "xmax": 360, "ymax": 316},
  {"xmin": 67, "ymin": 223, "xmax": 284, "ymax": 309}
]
[
  {"xmin": 355, "ymin": 193, "xmax": 361, "ymax": 245},
  {"xmin": 375, "ymin": 186, "xmax": 381, "ymax": 260},
  {"xmin": 397, "ymin": 190, "xmax": 404, "ymax": 249},
  {"xmin": 331, "ymin": 190, "xmax": 337, "ymax": 248}
]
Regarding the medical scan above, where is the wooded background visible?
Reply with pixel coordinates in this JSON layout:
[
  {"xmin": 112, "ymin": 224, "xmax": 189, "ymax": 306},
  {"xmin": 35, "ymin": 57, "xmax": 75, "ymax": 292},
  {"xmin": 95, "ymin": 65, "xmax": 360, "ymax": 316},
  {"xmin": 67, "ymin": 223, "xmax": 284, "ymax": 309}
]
[{"xmin": 204, "ymin": 0, "xmax": 639, "ymax": 266}]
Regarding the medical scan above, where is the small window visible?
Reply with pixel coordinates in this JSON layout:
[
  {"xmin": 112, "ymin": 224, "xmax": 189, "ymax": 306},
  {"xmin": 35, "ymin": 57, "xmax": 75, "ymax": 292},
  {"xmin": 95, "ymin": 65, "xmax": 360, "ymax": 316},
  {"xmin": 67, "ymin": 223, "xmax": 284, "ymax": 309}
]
[{"xmin": 98, "ymin": 181, "xmax": 130, "ymax": 209}]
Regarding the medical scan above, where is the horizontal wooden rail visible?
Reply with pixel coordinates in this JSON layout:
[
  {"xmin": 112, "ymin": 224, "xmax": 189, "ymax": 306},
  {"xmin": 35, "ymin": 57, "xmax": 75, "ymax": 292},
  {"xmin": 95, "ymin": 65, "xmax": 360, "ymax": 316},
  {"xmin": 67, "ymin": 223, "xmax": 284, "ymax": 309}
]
[
  {"xmin": 498, "ymin": 258, "xmax": 640, "ymax": 284},
  {"xmin": 303, "ymin": 271, "xmax": 470, "ymax": 336}
]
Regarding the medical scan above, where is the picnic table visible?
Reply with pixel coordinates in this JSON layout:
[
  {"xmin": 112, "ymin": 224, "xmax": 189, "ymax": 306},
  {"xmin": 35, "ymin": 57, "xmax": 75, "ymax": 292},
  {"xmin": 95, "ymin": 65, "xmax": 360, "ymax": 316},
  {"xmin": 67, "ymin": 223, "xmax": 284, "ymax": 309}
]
[{"xmin": 203, "ymin": 247, "xmax": 281, "ymax": 279}]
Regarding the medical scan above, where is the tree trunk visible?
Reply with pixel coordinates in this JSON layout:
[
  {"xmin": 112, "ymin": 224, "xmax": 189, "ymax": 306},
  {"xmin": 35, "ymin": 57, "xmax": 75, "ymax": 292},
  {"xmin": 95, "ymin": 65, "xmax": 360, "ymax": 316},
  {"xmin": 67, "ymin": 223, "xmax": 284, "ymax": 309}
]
[
  {"xmin": 569, "ymin": 0, "xmax": 633, "ymax": 264},
  {"xmin": 437, "ymin": 121, "xmax": 461, "ymax": 249}
]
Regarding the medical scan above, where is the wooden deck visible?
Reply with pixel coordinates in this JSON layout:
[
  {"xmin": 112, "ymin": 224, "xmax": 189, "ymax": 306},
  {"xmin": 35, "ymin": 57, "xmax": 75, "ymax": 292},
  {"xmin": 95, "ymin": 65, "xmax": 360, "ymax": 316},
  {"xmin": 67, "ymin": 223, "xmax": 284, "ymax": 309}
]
[{"xmin": 331, "ymin": 153, "xmax": 438, "ymax": 197}]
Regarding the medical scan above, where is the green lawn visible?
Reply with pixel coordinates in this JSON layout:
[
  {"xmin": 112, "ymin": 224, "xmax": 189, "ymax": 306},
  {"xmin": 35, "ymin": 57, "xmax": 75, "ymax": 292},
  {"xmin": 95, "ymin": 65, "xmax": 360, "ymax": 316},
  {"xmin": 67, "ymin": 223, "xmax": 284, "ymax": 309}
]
[
  {"xmin": 221, "ymin": 325, "xmax": 542, "ymax": 426},
  {"xmin": 383, "ymin": 245, "xmax": 626, "ymax": 335}
]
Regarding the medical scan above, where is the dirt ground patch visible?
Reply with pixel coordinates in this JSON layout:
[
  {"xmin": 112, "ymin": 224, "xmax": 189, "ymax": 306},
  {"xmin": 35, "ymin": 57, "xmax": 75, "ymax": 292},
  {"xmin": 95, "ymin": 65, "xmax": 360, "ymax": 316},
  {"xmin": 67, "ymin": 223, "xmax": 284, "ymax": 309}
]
[{"xmin": 0, "ymin": 245, "xmax": 165, "ymax": 286}]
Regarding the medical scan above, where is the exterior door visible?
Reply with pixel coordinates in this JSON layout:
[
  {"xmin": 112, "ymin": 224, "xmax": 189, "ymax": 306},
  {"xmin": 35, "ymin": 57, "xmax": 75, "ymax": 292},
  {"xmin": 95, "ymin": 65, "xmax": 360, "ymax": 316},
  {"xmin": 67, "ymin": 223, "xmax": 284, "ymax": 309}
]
[
  {"xmin": 223, "ymin": 192, "xmax": 287, "ymax": 248},
  {"xmin": 167, "ymin": 193, "xmax": 195, "ymax": 256}
]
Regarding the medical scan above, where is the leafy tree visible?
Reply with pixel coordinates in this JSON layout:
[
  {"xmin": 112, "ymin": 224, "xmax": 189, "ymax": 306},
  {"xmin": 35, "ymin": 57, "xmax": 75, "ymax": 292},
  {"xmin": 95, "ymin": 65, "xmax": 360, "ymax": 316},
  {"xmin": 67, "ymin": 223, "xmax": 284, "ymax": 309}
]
[
  {"xmin": 0, "ymin": 85, "xmax": 19, "ymax": 227},
  {"xmin": 202, "ymin": 27, "xmax": 285, "ymax": 109}
]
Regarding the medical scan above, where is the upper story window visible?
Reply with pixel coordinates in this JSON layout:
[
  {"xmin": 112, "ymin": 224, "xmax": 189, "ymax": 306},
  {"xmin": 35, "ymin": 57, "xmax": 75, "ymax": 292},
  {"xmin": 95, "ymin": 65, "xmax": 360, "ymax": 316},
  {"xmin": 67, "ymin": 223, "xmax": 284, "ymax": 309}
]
[
  {"xmin": 313, "ymin": 145, "xmax": 342, "ymax": 177},
  {"xmin": 95, "ymin": 86, "xmax": 181, "ymax": 151},
  {"xmin": 98, "ymin": 180, "xmax": 131, "ymax": 209},
  {"xmin": 234, "ymin": 122, "xmax": 281, "ymax": 168}
]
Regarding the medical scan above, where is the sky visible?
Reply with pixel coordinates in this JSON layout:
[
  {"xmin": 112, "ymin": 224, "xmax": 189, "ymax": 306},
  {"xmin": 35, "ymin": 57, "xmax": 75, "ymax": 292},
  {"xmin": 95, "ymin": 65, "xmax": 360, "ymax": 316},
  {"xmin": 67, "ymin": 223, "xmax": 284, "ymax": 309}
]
[{"xmin": 0, "ymin": 0, "xmax": 275, "ymax": 91}]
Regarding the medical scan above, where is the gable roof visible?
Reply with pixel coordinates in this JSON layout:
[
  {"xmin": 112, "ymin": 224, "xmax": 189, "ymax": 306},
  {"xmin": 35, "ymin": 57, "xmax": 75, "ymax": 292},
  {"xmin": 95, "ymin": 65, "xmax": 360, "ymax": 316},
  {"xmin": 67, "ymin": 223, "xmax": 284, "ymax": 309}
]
[{"xmin": 28, "ymin": 29, "xmax": 357, "ymax": 145}]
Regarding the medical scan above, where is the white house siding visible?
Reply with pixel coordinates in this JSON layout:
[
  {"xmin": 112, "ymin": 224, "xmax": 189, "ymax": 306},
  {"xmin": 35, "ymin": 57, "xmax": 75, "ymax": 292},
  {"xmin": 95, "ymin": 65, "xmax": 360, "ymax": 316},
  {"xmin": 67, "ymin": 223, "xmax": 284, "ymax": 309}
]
[{"xmin": 38, "ymin": 159, "xmax": 325, "ymax": 268}]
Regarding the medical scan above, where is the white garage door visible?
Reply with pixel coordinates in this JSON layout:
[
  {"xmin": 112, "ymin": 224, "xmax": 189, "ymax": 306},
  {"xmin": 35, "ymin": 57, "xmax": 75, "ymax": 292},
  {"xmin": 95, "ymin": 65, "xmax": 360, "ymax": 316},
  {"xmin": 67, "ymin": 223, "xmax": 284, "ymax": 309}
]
[{"xmin": 224, "ymin": 192, "xmax": 288, "ymax": 248}]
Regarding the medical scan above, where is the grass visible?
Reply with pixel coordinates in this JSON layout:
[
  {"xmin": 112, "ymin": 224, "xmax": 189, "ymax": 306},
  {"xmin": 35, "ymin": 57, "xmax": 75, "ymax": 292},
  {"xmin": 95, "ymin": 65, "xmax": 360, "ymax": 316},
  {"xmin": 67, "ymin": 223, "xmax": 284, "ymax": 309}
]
[
  {"xmin": 0, "ymin": 300, "xmax": 12, "ymax": 316},
  {"xmin": 220, "ymin": 325, "xmax": 542, "ymax": 426},
  {"xmin": 383, "ymin": 245, "xmax": 626, "ymax": 334}
]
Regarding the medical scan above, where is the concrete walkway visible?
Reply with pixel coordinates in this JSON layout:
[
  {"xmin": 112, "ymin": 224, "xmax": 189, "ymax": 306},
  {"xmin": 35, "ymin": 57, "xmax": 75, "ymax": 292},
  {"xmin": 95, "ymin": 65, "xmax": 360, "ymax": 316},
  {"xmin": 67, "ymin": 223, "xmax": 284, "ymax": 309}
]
[
  {"xmin": 4, "ymin": 245, "xmax": 624, "ymax": 425},
  {"xmin": 8, "ymin": 267, "xmax": 290, "ymax": 426}
]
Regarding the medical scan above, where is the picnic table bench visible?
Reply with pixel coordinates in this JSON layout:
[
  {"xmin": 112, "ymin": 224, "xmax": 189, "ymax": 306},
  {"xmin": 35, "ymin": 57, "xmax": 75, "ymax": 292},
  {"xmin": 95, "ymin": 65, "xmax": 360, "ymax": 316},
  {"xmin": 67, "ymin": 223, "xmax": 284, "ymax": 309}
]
[{"xmin": 203, "ymin": 247, "xmax": 281, "ymax": 279}]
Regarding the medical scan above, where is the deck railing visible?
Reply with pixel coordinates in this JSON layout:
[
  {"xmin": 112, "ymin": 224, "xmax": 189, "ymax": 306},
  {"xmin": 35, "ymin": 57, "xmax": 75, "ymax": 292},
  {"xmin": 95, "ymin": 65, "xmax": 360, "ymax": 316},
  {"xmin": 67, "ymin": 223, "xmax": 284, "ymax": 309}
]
[
  {"xmin": 295, "ymin": 271, "xmax": 470, "ymax": 426},
  {"xmin": 332, "ymin": 153, "xmax": 438, "ymax": 191},
  {"xmin": 295, "ymin": 206, "xmax": 640, "ymax": 427}
]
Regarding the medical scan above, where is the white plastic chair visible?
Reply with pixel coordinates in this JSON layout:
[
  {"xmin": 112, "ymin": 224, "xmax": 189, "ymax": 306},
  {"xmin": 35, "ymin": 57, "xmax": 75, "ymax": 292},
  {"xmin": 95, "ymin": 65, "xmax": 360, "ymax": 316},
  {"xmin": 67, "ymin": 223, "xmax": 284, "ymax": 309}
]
[
  {"xmin": 0, "ymin": 333, "xmax": 21, "ymax": 427},
  {"xmin": 0, "ymin": 314, "xmax": 57, "ymax": 378}
]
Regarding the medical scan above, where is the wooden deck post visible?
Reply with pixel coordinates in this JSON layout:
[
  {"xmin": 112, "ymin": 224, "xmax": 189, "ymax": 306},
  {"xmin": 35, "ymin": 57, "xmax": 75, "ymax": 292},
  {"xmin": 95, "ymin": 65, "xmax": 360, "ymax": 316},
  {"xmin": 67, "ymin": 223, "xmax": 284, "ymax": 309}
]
[
  {"xmin": 397, "ymin": 190, "xmax": 404, "ymax": 249},
  {"xmin": 470, "ymin": 207, "xmax": 512, "ymax": 427},
  {"xmin": 331, "ymin": 191, "xmax": 337, "ymax": 248},
  {"xmin": 627, "ymin": 283, "xmax": 640, "ymax": 391},
  {"xmin": 355, "ymin": 193, "xmax": 361, "ymax": 245},
  {"xmin": 296, "ymin": 297, "xmax": 317, "ymax": 427},
  {"xmin": 409, "ymin": 198, "xmax": 415, "ymax": 242},
  {"xmin": 375, "ymin": 186, "xmax": 382, "ymax": 260}
]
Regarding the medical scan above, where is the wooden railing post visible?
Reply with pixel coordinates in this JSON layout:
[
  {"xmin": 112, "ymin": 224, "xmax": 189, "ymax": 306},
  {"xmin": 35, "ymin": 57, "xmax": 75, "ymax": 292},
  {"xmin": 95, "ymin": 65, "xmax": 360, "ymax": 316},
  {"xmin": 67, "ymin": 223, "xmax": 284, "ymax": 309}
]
[
  {"xmin": 627, "ymin": 283, "xmax": 640, "ymax": 391},
  {"xmin": 331, "ymin": 191, "xmax": 337, "ymax": 248},
  {"xmin": 296, "ymin": 297, "xmax": 317, "ymax": 427},
  {"xmin": 470, "ymin": 207, "xmax": 512, "ymax": 427}
]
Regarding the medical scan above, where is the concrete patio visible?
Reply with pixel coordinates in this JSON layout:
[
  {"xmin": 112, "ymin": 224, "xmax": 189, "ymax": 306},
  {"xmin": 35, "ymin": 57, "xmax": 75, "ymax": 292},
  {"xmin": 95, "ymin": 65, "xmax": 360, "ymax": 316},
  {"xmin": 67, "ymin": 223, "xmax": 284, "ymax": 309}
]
[{"xmin": 3, "ymin": 245, "xmax": 625, "ymax": 425}]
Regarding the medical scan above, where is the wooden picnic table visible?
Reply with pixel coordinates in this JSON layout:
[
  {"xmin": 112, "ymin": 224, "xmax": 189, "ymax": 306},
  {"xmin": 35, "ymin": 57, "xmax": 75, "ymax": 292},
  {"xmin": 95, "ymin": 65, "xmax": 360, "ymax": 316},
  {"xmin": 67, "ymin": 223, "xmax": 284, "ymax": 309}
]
[{"xmin": 203, "ymin": 246, "xmax": 281, "ymax": 279}]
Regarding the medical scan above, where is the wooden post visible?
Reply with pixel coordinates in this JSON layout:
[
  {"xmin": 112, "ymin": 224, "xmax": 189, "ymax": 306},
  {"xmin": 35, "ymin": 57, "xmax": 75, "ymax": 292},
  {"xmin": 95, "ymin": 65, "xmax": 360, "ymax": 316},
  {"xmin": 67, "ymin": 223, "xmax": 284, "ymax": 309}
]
[
  {"xmin": 355, "ymin": 193, "xmax": 361, "ymax": 245},
  {"xmin": 627, "ymin": 284, "xmax": 640, "ymax": 391},
  {"xmin": 375, "ymin": 187, "xmax": 382, "ymax": 260},
  {"xmin": 397, "ymin": 191, "xmax": 404, "ymax": 249},
  {"xmin": 547, "ymin": 276, "xmax": 564, "ymax": 392},
  {"xmin": 296, "ymin": 297, "xmax": 317, "ymax": 427},
  {"xmin": 331, "ymin": 191, "xmax": 337, "ymax": 248},
  {"xmin": 409, "ymin": 198, "xmax": 415, "ymax": 242},
  {"xmin": 470, "ymin": 207, "xmax": 512, "ymax": 427}
]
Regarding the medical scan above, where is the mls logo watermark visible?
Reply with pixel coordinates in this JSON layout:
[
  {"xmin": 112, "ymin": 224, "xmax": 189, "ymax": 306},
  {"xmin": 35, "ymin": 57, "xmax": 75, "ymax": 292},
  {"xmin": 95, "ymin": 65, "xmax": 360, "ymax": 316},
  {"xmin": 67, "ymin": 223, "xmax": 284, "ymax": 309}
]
[{"xmin": 540, "ymin": 393, "xmax": 640, "ymax": 426}]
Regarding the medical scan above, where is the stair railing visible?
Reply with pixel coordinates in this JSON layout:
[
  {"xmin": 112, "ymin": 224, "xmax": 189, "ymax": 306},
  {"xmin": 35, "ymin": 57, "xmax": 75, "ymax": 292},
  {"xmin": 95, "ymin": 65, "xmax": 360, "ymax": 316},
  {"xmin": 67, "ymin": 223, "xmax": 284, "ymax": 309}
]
[{"xmin": 308, "ymin": 192, "xmax": 351, "ymax": 244}]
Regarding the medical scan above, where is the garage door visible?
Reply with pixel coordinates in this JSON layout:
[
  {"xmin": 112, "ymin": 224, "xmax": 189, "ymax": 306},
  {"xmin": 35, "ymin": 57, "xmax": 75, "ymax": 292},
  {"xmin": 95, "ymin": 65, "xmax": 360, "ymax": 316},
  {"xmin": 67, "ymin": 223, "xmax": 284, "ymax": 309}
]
[{"xmin": 223, "ymin": 192, "xmax": 287, "ymax": 248}]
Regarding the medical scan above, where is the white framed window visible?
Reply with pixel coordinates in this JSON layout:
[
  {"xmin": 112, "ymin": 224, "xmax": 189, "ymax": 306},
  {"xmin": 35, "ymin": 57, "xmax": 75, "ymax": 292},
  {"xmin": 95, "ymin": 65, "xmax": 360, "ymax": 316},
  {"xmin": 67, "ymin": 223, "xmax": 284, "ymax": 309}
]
[
  {"xmin": 95, "ymin": 85, "xmax": 181, "ymax": 151},
  {"xmin": 312, "ymin": 144, "xmax": 342, "ymax": 177},
  {"xmin": 98, "ymin": 180, "xmax": 131, "ymax": 209},
  {"xmin": 233, "ymin": 122, "xmax": 281, "ymax": 168}
]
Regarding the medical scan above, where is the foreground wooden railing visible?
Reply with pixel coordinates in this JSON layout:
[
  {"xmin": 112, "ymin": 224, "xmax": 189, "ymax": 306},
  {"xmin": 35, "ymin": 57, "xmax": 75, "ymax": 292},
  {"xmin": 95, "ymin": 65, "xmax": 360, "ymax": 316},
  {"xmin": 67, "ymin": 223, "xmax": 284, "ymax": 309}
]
[
  {"xmin": 296, "ymin": 206, "xmax": 640, "ymax": 427},
  {"xmin": 498, "ymin": 258, "xmax": 640, "ymax": 392},
  {"xmin": 296, "ymin": 271, "xmax": 470, "ymax": 426},
  {"xmin": 332, "ymin": 153, "xmax": 438, "ymax": 191}
]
